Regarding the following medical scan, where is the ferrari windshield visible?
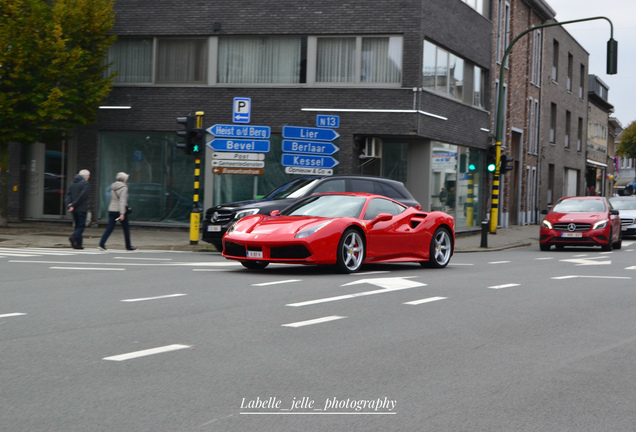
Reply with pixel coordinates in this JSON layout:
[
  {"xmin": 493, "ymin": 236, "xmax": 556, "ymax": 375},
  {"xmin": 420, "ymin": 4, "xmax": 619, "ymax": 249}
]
[
  {"xmin": 552, "ymin": 199, "xmax": 607, "ymax": 213},
  {"xmin": 281, "ymin": 194, "xmax": 366, "ymax": 218},
  {"xmin": 610, "ymin": 199, "xmax": 636, "ymax": 210}
]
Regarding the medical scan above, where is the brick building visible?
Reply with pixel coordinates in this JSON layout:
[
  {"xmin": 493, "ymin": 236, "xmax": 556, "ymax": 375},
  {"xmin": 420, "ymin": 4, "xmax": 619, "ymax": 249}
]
[{"xmin": 9, "ymin": 0, "xmax": 494, "ymax": 233}]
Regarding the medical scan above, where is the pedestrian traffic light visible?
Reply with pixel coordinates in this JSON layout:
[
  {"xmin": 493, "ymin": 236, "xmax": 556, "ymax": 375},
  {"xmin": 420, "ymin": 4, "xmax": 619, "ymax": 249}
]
[
  {"xmin": 487, "ymin": 145, "xmax": 497, "ymax": 173},
  {"xmin": 459, "ymin": 154, "xmax": 467, "ymax": 173},
  {"xmin": 501, "ymin": 154, "xmax": 514, "ymax": 174},
  {"xmin": 468, "ymin": 152, "xmax": 478, "ymax": 172},
  {"xmin": 189, "ymin": 128, "xmax": 205, "ymax": 155},
  {"xmin": 176, "ymin": 115, "xmax": 196, "ymax": 155}
]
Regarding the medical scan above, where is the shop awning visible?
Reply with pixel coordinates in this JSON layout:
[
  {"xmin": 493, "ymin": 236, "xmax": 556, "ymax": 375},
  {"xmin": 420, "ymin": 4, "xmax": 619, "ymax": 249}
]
[
  {"xmin": 615, "ymin": 178, "xmax": 636, "ymax": 187},
  {"xmin": 586, "ymin": 159, "xmax": 608, "ymax": 168}
]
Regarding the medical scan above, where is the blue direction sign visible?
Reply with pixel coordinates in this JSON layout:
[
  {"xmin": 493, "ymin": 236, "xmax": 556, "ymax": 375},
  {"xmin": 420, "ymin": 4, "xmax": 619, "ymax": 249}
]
[
  {"xmin": 282, "ymin": 126, "xmax": 340, "ymax": 142},
  {"xmin": 207, "ymin": 124, "xmax": 271, "ymax": 139},
  {"xmin": 282, "ymin": 140, "xmax": 339, "ymax": 156},
  {"xmin": 208, "ymin": 139, "xmax": 270, "ymax": 153},
  {"xmin": 233, "ymin": 97, "xmax": 251, "ymax": 124},
  {"xmin": 316, "ymin": 115, "xmax": 340, "ymax": 128},
  {"xmin": 281, "ymin": 154, "xmax": 339, "ymax": 169}
]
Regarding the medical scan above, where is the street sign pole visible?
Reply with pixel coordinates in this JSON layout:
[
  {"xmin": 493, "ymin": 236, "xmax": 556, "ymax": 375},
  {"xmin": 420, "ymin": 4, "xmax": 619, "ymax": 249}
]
[{"xmin": 190, "ymin": 111, "xmax": 204, "ymax": 245}]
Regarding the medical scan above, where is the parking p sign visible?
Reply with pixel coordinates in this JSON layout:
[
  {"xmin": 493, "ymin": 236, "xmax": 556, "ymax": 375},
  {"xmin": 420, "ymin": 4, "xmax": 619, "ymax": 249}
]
[{"xmin": 233, "ymin": 97, "xmax": 251, "ymax": 124}]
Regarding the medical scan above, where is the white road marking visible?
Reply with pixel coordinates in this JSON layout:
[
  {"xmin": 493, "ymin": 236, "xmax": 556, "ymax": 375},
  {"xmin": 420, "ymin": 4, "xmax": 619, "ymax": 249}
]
[
  {"xmin": 404, "ymin": 296, "xmax": 447, "ymax": 305},
  {"xmin": 252, "ymin": 280, "xmax": 301, "ymax": 286},
  {"xmin": 50, "ymin": 267, "xmax": 125, "ymax": 271},
  {"xmin": 488, "ymin": 283, "xmax": 520, "ymax": 289},
  {"xmin": 551, "ymin": 275, "xmax": 631, "ymax": 280},
  {"xmin": 121, "ymin": 294, "xmax": 187, "ymax": 302},
  {"xmin": 560, "ymin": 257, "xmax": 611, "ymax": 266},
  {"xmin": 103, "ymin": 344, "xmax": 191, "ymax": 361},
  {"xmin": 282, "ymin": 316, "xmax": 346, "ymax": 328},
  {"xmin": 9, "ymin": 259, "xmax": 240, "ymax": 267},
  {"xmin": 348, "ymin": 271, "xmax": 391, "ymax": 276},
  {"xmin": 113, "ymin": 257, "xmax": 172, "ymax": 261},
  {"xmin": 0, "ymin": 313, "xmax": 27, "ymax": 318},
  {"xmin": 488, "ymin": 261, "xmax": 511, "ymax": 264},
  {"xmin": 288, "ymin": 277, "xmax": 426, "ymax": 307},
  {"xmin": 535, "ymin": 257, "xmax": 553, "ymax": 260}
]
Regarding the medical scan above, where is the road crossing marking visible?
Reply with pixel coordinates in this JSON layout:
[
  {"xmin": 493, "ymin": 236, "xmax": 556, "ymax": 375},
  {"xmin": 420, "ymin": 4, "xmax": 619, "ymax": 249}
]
[
  {"xmin": 0, "ymin": 313, "xmax": 27, "ymax": 318},
  {"xmin": 50, "ymin": 266, "xmax": 125, "ymax": 271},
  {"xmin": 404, "ymin": 296, "xmax": 447, "ymax": 305},
  {"xmin": 551, "ymin": 275, "xmax": 631, "ymax": 280},
  {"xmin": 488, "ymin": 283, "xmax": 520, "ymax": 289},
  {"xmin": 282, "ymin": 316, "xmax": 346, "ymax": 328},
  {"xmin": 103, "ymin": 344, "xmax": 191, "ymax": 361},
  {"xmin": 121, "ymin": 294, "xmax": 187, "ymax": 302},
  {"xmin": 252, "ymin": 280, "xmax": 301, "ymax": 287},
  {"xmin": 560, "ymin": 256, "xmax": 611, "ymax": 266}
]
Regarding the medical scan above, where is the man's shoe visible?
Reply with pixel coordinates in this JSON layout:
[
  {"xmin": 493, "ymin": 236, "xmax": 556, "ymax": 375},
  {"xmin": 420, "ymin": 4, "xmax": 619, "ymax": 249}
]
[
  {"xmin": 98, "ymin": 245, "xmax": 107, "ymax": 251},
  {"xmin": 69, "ymin": 236, "xmax": 76, "ymax": 248},
  {"xmin": 73, "ymin": 246, "xmax": 84, "ymax": 250},
  {"xmin": 126, "ymin": 246, "xmax": 137, "ymax": 251}
]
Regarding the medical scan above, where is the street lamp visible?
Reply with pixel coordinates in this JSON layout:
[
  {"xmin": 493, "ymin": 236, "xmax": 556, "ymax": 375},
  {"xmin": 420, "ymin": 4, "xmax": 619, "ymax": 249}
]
[{"xmin": 489, "ymin": 17, "xmax": 617, "ymax": 234}]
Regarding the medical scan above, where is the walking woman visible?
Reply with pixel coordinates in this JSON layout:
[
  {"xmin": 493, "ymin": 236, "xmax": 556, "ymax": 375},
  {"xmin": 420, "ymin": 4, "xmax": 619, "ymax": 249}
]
[{"xmin": 99, "ymin": 172, "xmax": 136, "ymax": 251}]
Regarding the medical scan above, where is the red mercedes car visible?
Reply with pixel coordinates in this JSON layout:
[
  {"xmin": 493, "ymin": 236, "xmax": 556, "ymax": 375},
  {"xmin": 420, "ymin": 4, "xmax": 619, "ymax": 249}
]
[
  {"xmin": 540, "ymin": 196, "xmax": 622, "ymax": 251},
  {"xmin": 222, "ymin": 193, "xmax": 455, "ymax": 273}
]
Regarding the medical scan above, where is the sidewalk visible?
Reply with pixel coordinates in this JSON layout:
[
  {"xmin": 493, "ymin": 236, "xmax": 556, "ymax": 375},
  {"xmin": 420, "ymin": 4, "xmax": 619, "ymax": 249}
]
[{"xmin": 0, "ymin": 221, "xmax": 540, "ymax": 253}]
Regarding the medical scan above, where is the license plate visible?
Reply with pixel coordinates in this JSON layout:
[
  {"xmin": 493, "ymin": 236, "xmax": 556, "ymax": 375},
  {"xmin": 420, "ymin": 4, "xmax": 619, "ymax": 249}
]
[
  {"xmin": 561, "ymin": 232, "xmax": 582, "ymax": 238},
  {"xmin": 247, "ymin": 251, "xmax": 263, "ymax": 258},
  {"xmin": 622, "ymin": 227, "xmax": 629, "ymax": 231},
  {"xmin": 207, "ymin": 225, "xmax": 222, "ymax": 232}
]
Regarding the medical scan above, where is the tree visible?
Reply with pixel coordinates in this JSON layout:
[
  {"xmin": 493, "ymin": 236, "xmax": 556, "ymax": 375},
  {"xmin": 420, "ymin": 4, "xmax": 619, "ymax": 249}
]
[
  {"xmin": 616, "ymin": 121, "xmax": 636, "ymax": 160},
  {"xmin": 0, "ymin": 0, "xmax": 116, "ymax": 225}
]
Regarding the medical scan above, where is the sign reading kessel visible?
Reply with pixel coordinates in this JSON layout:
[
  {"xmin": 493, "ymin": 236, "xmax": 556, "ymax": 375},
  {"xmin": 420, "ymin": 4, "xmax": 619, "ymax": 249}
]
[{"xmin": 281, "ymin": 154, "xmax": 339, "ymax": 169}]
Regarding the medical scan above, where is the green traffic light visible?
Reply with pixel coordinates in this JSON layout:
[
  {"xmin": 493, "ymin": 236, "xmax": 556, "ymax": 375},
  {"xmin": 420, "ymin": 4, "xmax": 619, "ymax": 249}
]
[
  {"xmin": 487, "ymin": 163, "xmax": 496, "ymax": 172},
  {"xmin": 468, "ymin": 163, "xmax": 476, "ymax": 171}
]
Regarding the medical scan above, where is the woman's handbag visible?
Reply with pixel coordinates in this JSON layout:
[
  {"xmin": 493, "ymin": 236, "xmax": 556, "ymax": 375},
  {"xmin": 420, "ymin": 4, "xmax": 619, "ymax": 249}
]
[{"xmin": 125, "ymin": 205, "xmax": 133, "ymax": 215}]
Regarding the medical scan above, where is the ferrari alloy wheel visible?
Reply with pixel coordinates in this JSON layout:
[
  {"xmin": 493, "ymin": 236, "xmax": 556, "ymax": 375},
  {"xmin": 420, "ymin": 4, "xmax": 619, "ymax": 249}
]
[
  {"xmin": 336, "ymin": 229, "xmax": 365, "ymax": 273},
  {"xmin": 241, "ymin": 260, "xmax": 269, "ymax": 270},
  {"xmin": 425, "ymin": 227, "xmax": 452, "ymax": 268}
]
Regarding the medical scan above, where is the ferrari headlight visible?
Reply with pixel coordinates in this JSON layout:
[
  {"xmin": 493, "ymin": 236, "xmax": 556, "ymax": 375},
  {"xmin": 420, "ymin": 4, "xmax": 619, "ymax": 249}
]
[
  {"xmin": 234, "ymin": 208, "xmax": 259, "ymax": 221},
  {"xmin": 295, "ymin": 221, "xmax": 333, "ymax": 239},
  {"xmin": 593, "ymin": 219, "xmax": 608, "ymax": 230},
  {"xmin": 541, "ymin": 219, "xmax": 552, "ymax": 229}
]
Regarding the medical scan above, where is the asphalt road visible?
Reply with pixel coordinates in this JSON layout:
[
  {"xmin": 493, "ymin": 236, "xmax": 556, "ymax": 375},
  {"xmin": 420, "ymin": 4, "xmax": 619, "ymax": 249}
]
[{"xmin": 2, "ymin": 242, "xmax": 636, "ymax": 431}]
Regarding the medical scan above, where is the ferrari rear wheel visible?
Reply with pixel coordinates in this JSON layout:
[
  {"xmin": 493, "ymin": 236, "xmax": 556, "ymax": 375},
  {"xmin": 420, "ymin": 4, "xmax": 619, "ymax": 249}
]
[
  {"xmin": 241, "ymin": 260, "xmax": 269, "ymax": 270},
  {"xmin": 424, "ymin": 227, "xmax": 453, "ymax": 268},
  {"xmin": 336, "ymin": 229, "xmax": 365, "ymax": 273}
]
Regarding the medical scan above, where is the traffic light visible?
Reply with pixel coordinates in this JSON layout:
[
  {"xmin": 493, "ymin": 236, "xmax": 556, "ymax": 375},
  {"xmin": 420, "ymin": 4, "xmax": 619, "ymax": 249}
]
[
  {"xmin": 176, "ymin": 115, "xmax": 196, "ymax": 155},
  {"xmin": 468, "ymin": 151, "xmax": 478, "ymax": 172},
  {"xmin": 189, "ymin": 128, "xmax": 205, "ymax": 155},
  {"xmin": 487, "ymin": 145, "xmax": 497, "ymax": 173},
  {"xmin": 459, "ymin": 154, "xmax": 467, "ymax": 173},
  {"xmin": 606, "ymin": 38, "xmax": 618, "ymax": 75},
  {"xmin": 501, "ymin": 154, "xmax": 514, "ymax": 174}
]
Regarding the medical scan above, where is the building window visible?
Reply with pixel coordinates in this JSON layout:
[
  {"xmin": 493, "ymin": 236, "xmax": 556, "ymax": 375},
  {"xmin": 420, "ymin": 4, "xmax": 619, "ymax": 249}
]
[
  {"xmin": 552, "ymin": 40, "xmax": 559, "ymax": 82},
  {"xmin": 460, "ymin": 0, "xmax": 489, "ymax": 16},
  {"xmin": 567, "ymin": 53, "xmax": 573, "ymax": 92},
  {"xmin": 550, "ymin": 103, "xmax": 557, "ymax": 143},
  {"xmin": 107, "ymin": 38, "xmax": 153, "ymax": 83},
  {"xmin": 156, "ymin": 39, "xmax": 208, "ymax": 84},
  {"xmin": 218, "ymin": 36, "xmax": 304, "ymax": 84},
  {"xmin": 565, "ymin": 110, "xmax": 571, "ymax": 148},
  {"xmin": 534, "ymin": 99, "xmax": 540, "ymax": 153},
  {"xmin": 577, "ymin": 117, "xmax": 583, "ymax": 152},
  {"xmin": 530, "ymin": 29, "xmax": 542, "ymax": 85},
  {"xmin": 579, "ymin": 64, "xmax": 585, "ymax": 98},
  {"xmin": 528, "ymin": 98, "xmax": 534, "ymax": 151},
  {"xmin": 423, "ymin": 40, "xmax": 485, "ymax": 108}
]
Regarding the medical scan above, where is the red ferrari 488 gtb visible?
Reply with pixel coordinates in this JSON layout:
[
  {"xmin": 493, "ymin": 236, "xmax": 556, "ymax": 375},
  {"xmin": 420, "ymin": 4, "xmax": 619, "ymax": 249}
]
[{"xmin": 222, "ymin": 193, "xmax": 455, "ymax": 273}]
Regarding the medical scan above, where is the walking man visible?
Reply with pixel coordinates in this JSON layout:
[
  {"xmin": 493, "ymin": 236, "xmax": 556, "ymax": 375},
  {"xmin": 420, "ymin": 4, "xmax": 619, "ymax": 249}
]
[{"xmin": 65, "ymin": 169, "xmax": 90, "ymax": 249}]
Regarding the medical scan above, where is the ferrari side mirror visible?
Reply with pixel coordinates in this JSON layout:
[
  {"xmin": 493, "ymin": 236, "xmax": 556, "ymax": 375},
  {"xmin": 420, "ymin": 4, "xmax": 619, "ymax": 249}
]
[{"xmin": 369, "ymin": 213, "xmax": 393, "ymax": 226}]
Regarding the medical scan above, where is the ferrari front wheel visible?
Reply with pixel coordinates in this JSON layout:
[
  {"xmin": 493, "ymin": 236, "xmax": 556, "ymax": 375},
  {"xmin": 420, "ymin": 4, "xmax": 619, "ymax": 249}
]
[
  {"xmin": 336, "ymin": 229, "xmax": 365, "ymax": 273},
  {"xmin": 424, "ymin": 227, "xmax": 453, "ymax": 268},
  {"xmin": 241, "ymin": 260, "xmax": 269, "ymax": 270}
]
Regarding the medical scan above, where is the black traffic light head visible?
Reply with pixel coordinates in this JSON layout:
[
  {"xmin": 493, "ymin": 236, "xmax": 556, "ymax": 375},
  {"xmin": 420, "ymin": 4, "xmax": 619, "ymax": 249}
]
[
  {"xmin": 607, "ymin": 38, "xmax": 618, "ymax": 75},
  {"xmin": 176, "ymin": 115, "xmax": 196, "ymax": 155},
  {"xmin": 487, "ymin": 145, "xmax": 497, "ymax": 173},
  {"xmin": 189, "ymin": 128, "xmax": 205, "ymax": 155},
  {"xmin": 501, "ymin": 154, "xmax": 513, "ymax": 174}
]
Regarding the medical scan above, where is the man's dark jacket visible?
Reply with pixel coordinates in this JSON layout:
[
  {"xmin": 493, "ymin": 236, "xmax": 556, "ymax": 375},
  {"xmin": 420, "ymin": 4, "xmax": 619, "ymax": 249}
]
[{"xmin": 64, "ymin": 175, "xmax": 90, "ymax": 213}]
